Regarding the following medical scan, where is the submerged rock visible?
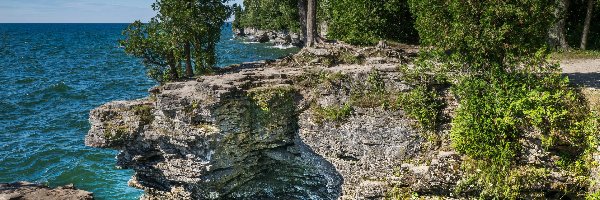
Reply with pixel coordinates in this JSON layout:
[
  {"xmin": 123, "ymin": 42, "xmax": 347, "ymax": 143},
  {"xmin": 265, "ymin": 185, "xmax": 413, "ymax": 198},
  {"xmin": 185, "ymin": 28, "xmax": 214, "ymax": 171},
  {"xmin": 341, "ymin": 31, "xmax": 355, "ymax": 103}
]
[{"xmin": 0, "ymin": 182, "xmax": 93, "ymax": 200}]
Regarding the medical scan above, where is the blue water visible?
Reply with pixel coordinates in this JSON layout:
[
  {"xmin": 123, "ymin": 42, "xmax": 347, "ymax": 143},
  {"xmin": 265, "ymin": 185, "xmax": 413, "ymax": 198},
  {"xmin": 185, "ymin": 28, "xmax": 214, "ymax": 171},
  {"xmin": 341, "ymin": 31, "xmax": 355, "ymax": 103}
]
[{"xmin": 0, "ymin": 23, "xmax": 299, "ymax": 199}]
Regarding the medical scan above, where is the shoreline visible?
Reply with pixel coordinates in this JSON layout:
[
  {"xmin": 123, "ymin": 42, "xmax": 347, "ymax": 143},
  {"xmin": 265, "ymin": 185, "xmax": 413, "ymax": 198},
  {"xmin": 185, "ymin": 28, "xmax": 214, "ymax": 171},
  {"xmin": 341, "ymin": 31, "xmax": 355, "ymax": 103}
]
[{"xmin": 233, "ymin": 27, "xmax": 304, "ymax": 47}]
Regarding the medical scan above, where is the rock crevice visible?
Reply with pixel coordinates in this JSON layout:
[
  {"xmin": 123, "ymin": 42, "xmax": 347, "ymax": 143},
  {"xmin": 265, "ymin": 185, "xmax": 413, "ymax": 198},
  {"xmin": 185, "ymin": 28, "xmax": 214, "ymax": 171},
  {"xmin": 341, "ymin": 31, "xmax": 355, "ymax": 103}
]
[{"xmin": 86, "ymin": 44, "xmax": 599, "ymax": 199}]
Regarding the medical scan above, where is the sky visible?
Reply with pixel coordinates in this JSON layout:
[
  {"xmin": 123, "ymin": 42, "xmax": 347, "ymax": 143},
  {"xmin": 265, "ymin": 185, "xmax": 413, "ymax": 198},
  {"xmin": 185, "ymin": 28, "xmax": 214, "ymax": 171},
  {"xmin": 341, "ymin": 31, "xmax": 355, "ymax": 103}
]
[{"xmin": 0, "ymin": 0, "xmax": 243, "ymax": 23}]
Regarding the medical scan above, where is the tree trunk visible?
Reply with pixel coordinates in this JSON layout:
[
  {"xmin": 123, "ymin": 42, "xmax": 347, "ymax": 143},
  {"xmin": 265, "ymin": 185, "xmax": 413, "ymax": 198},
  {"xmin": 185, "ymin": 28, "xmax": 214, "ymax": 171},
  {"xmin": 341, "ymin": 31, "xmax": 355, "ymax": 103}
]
[
  {"xmin": 549, "ymin": 0, "xmax": 570, "ymax": 50},
  {"xmin": 306, "ymin": 0, "xmax": 317, "ymax": 47},
  {"xmin": 170, "ymin": 65, "xmax": 179, "ymax": 80},
  {"xmin": 168, "ymin": 55, "xmax": 179, "ymax": 80},
  {"xmin": 298, "ymin": 0, "xmax": 308, "ymax": 45},
  {"xmin": 184, "ymin": 42, "xmax": 193, "ymax": 77},
  {"xmin": 193, "ymin": 38, "xmax": 204, "ymax": 73},
  {"xmin": 581, "ymin": 0, "xmax": 594, "ymax": 50}
]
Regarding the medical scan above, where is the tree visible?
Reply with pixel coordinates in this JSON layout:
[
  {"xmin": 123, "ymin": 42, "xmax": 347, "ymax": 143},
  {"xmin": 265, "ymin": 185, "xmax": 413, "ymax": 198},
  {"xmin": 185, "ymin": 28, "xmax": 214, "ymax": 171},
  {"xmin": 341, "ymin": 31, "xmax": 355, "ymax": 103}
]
[
  {"xmin": 121, "ymin": 0, "xmax": 231, "ymax": 83},
  {"xmin": 407, "ymin": 1, "xmax": 594, "ymax": 198},
  {"xmin": 581, "ymin": 0, "xmax": 595, "ymax": 50},
  {"xmin": 549, "ymin": 0, "xmax": 571, "ymax": 50},
  {"xmin": 306, "ymin": 0, "xmax": 316, "ymax": 47},
  {"xmin": 122, "ymin": 20, "xmax": 181, "ymax": 83},
  {"xmin": 239, "ymin": 0, "xmax": 300, "ymax": 32},
  {"xmin": 409, "ymin": 0, "xmax": 555, "ymax": 70},
  {"xmin": 232, "ymin": 3, "xmax": 244, "ymax": 35},
  {"xmin": 298, "ymin": 0, "xmax": 307, "ymax": 44},
  {"xmin": 323, "ymin": 0, "xmax": 417, "ymax": 45}
]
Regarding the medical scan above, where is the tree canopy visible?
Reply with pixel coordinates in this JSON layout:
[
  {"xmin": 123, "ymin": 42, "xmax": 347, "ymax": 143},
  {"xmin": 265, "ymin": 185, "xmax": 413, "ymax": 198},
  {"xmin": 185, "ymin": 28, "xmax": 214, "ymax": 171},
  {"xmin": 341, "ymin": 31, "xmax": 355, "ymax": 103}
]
[
  {"xmin": 407, "ymin": 0, "xmax": 597, "ymax": 198},
  {"xmin": 235, "ymin": 0, "xmax": 301, "ymax": 33},
  {"xmin": 323, "ymin": 0, "xmax": 418, "ymax": 45},
  {"xmin": 234, "ymin": 0, "xmax": 418, "ymax": 45},
  {"xmin": 121, "ymin": 0, "xmax": 231, "ymax": 84}
]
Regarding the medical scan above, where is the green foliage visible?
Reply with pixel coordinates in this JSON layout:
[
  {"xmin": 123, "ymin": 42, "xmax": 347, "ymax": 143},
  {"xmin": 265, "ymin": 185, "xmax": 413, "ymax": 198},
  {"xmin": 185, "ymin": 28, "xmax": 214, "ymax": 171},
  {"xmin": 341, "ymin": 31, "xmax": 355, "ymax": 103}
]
[
  {"xmin": 450, "ymin": 70, "xmax": 595, "ymax": 166},
  {"xmin": 409, "ymin": 0, "xmax": 598, "ymax": 198},
  {"xmin": 397, "ymin": 85, "xmax": 444, "ymax": 132},
  {"xmin": 588, "ymin": 191, "xmax": 600, "ymax": 200},
  {"xmin": 295, "ymin": 70, "xmax": 348, "ymax": 89},
  {"xmin": 367, "ymin": 70, "xmax": 385, "ymax": 93},
  {"xmin": 103, "ymin": 124, "xmax": 129, "ymax": 145},
  {"xmin": 246, "ymin": 86, "xmax": 298, "ymax": 132},
  {"xmin": 248, "ymin": 86, "xmax": 296, "ymax": 113},
  {"xmin": 457, "ymin": 162, "xmax": 551, "ymax": 199},
  {"xmin": 312, "ymin": 103, "xmax": 353, "ymax": 124},
  {"xmin": 132, "ymin": 105, "xmax": 155, "ymax": 125},
  {"xmin": 122, "ymin": 20, "xmax": 178, "ymax": 83},
  {"xmin": 338, "ymin": 51, "xmax": 364, "ymax": 64},
  {"xmin": 232, "ymin": 3, "xmax": 243, "ymax": 30},
  {"xmin": 447, "ymin": 57, "xmax": 598, "ymax": 199},
  {"xmin": 550, "ymin": 49, "xmax": 600, "ymax": 60},
  {"xmin": 323, "ymin": 0, "xmax": 417, "ymax": 45},
  {"xmin": 385, "ymin": 187, "xmax": 419, "ymax": 200},
  {"xmin": 121, "ymin": 0, "xmax": 231, "ymax": 84},
  {"xmin": 409, "ymin": 0, "xmax": 555, "ymax": 70},
  {"xmin": 238, "ymin": 0, "xmax": 300, "ymax": 32},
  {"xmin": 350, "ymin": 70, "xmax": 395, "ymax": 109}
]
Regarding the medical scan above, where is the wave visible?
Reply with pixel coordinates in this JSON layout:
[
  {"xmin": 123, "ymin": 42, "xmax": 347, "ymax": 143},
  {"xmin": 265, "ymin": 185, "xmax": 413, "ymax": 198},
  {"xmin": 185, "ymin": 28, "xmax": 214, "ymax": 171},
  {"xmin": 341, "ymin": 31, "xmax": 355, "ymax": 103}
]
[
  {"xmin": 270, "ymin": 44, "xmax": 297, "ymax": 49},
  {"xmin": 47, "ymin": 82, "xmax": 72, "ymax": 93},
  {"xmin": 15, "ymin": 78, "xmax": 36, "ymax": 84}
]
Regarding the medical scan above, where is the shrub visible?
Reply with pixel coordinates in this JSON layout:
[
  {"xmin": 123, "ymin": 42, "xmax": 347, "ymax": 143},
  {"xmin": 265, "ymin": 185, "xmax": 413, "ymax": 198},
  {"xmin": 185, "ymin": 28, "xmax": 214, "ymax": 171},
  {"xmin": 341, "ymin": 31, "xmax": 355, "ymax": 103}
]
[
  {"xmin": 409, "ymin": 0, "xmax": 598, "ymax": 198},
  {"xmin": 397, "ymin": 85, "xmax": 444, "ymax": 132},
  {"xmin": 133, "ymin": 105, "xmax": 155, "ymax": 126},
  {"xmin": 350, "ymin": 70, "xmax": 396, "ymax": 109},
  {"xmin": 312, "ymin": 103, "xmax": 353, "ymax": 124}
]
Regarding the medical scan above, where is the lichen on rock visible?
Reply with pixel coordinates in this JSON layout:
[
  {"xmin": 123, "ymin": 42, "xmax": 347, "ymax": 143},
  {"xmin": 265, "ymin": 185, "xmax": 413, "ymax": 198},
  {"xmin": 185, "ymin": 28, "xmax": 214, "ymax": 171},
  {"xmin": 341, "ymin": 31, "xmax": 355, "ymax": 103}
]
[{"xmin": 86, "ymin": 44, "xmax": 600, "ymax": 199}]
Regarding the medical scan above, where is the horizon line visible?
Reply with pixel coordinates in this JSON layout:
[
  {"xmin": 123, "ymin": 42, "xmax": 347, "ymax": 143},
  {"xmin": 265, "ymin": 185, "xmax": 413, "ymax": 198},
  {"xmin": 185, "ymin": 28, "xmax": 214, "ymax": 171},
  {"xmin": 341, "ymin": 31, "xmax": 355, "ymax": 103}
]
[{"xmin": 0, "ymin": 21, "xmax": 234, "ymax": 24}]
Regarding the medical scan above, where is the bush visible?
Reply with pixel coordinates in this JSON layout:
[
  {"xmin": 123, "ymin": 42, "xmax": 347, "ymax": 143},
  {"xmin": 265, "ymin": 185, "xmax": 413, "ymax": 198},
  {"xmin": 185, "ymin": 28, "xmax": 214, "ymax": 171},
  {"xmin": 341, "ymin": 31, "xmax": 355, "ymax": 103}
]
[
  {"xmin": 409, "ymin": 0, "xmax": 598, "ymax": 198},
  {"xmin": 350, "ymin": 70, "xmax": 396, "ymax": 109},
  {"xmin": 312, "ymin": 103, "xmax": 353, "ymax": 124},
  {"xmin": 397, "ymin": 85, "xmax": 444, "ymax": 131}
]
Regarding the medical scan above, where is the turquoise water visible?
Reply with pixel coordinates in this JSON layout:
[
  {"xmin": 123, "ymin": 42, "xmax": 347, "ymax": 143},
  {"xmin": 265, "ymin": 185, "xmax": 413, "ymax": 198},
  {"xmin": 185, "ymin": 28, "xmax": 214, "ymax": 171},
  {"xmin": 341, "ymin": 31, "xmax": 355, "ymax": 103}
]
[{"xmin": 0, "ymin": 23, "xmax": 299, "ymax": 199}]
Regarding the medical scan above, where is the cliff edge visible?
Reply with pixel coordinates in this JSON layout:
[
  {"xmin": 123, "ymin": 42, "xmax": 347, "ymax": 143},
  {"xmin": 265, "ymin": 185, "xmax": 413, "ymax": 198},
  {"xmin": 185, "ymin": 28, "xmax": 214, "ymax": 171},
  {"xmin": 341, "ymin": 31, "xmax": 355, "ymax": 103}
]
[{"xmin": 86, "ymin": 43, "xmax": 599, "ymax": 199}]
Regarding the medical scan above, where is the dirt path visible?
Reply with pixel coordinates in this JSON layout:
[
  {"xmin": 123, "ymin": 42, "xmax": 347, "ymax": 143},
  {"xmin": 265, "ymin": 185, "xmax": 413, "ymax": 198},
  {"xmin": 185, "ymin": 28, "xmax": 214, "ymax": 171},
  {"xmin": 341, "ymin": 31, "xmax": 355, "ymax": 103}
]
[{"xmin": 560, "ymin": 59, "xmax": 600, "ymax": 88}]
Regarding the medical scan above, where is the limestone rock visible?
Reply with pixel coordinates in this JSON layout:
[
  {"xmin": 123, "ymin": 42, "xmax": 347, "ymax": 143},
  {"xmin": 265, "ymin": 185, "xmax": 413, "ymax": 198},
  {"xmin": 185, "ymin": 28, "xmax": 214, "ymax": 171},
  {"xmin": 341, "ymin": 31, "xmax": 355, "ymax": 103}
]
[
  {"xmin": 86, "ymin": 44, "xmax": 597, "ymax": 199},
  {"xmin": 0, "ymin": 182, "xmax": 93, "ymax": 200},
  {"xmin": 235, "ymin": 28, "xmax": 303, "ymax": 47}
]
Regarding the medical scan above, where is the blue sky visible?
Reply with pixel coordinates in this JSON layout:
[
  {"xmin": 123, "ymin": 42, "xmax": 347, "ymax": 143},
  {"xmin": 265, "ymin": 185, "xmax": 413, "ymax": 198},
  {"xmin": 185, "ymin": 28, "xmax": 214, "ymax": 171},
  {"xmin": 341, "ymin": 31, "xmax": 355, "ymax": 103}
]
[{"xmin": 0, "ymin": 0, "xmax": 243, "ymax": 23}]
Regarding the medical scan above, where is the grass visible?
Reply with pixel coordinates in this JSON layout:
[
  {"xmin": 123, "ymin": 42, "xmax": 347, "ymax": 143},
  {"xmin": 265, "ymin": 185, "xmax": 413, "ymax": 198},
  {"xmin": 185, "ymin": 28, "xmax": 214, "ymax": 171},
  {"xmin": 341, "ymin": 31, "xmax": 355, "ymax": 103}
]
[
  {"xmin": 295, "ymin": 70, "xmax": 348, "ymax": 89},
  {"xmin": 311, "ymin": 103, "xmax": 353, "ymax": 124},
  {"xmin": 550, "ymin": 50, "xmax": 600, "ymax": 60}
]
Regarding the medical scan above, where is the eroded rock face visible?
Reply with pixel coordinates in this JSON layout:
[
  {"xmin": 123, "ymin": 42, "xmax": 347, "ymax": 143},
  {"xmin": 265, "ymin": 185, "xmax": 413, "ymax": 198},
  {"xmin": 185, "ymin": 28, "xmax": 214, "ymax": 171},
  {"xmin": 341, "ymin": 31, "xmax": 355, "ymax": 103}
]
[
  {"xmin": 0, "ymin": 182, "xmax": 93, "ymax": 200},
  {"xmin": 86, "ymin": 82, "xmax": 342, "ymax": 199},
  {"xmin": 86, "ymin": 44, "xmax": 599, "ymax": 199}
]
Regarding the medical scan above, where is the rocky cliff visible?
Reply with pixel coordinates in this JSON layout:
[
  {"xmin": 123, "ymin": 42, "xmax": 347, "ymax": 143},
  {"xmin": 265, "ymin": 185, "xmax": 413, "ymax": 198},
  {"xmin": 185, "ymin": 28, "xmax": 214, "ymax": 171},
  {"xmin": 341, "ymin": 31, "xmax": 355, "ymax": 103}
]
[{"xmin": 86, "ymin": 43, "xmax": 599, "ymax": 199}]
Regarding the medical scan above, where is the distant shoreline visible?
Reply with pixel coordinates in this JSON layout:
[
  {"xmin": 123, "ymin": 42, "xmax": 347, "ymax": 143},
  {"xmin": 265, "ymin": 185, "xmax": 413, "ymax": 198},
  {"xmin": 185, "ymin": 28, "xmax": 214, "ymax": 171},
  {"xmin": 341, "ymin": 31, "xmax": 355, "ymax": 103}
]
[{"xmin": 0, "ymin": 22, "xmax": 234, "ymax": 24}]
